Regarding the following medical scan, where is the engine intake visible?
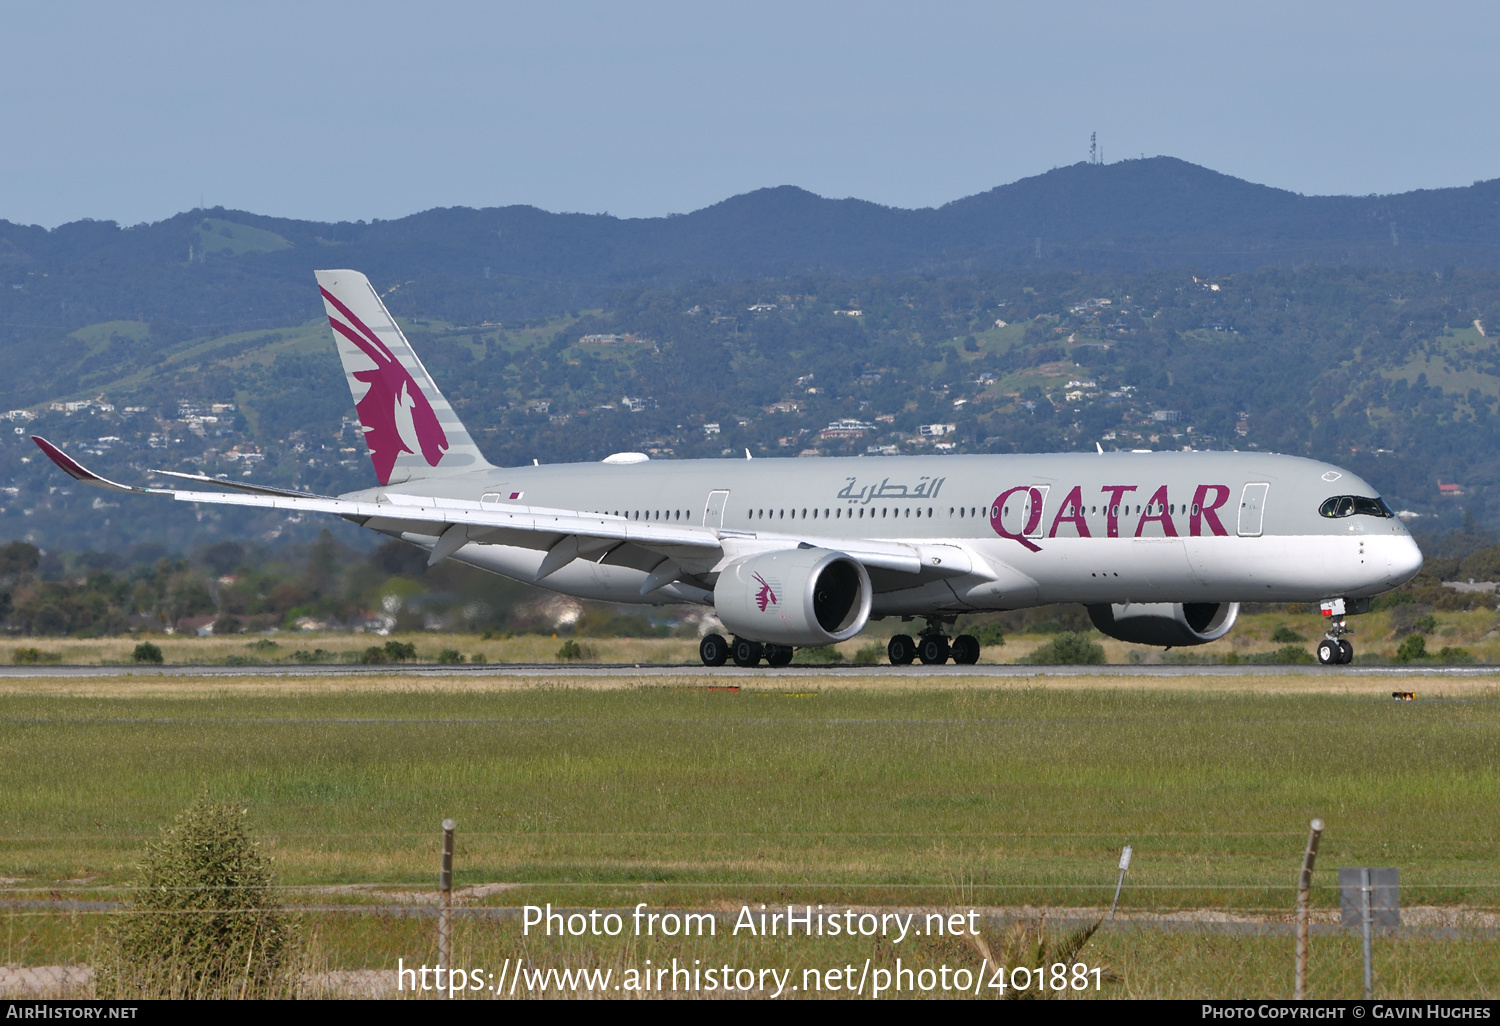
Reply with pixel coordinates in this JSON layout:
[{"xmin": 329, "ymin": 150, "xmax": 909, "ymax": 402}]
[
  {"xmin": 1087, "ymin": 601, "xmax": 1239, "ymax": 647},
  {"xmin": 714, "ymin": 548, "xmax": 872, "ymax": 647}
]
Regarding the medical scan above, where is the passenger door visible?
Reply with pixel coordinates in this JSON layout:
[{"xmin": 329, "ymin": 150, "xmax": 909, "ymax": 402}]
[
  {"xmin": 1238, "ymin": 483, "xmax": 1269, "ymax": 537},
  {"xmin": 703, "ymin": 489, "xmax": 730, "ymax": 528}
]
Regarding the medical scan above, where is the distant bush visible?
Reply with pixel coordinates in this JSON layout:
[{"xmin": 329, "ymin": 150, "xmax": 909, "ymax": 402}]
[
  {"xmin": 290, "ymin": 648, "xmax": 333, "ymax": 663},
  {"xmin": 1411, "ymin": 615, "xmax": 1437, "ymax": 635},
  {"xmin": 95, "ymin": 795, "xmax": 297, "ymax": 999},
  {"xmin": 968, "ymin": 624, "xmax": 1006, "ymax": 647},
  {"xmin": 793, "ymin": 646, "xmax": 844, "ymax": 664},
  {"xmin": 362, "ymin": 640, "xmax": 418, "ymax": 664},
  {"xmin": 222, "ymin": 655, "xmax": 263, "ymax": 666},
  {"xmin": 556, "ymin": 639, "xmax": 583, "ymax": 661},
  {"xmin": 851, "ymin": 643, "xmax": 883, "ymax": 666},
  {"xmin": 132, "ymin": 641, "xmax": 164, "ymax": 664},
  {"xmin": 1270, "ymin": 625, "xmax": 1306, "ymax": 643},
  {"xmin": 245, "ymin": 639, "xmax": 279, "ymax": 652},
  {"xmin": 212, "ymin": 616, "xmax": 243, "ymax": 635},
  {"xmin": 12, "ymin": 647, "xmax": 61, "ymax": 665},
  {"xmin": 1245, "ymin": 645, "xmax": 1315, "ymax": 664},
  {"xmin": 1395, "ymin": 634, "xmax": 1428, "ymax": 663},
  {"xmin": 1021, "ymin": 632, "xmax": 1105, "ymax": 665},
  {"xmin": 436, "ymin": 648, "xmax": 465, "ymax": 664},
  {"xmin": 1436, "ymin": 646, "xmax": 1476, "ymax": 664}
]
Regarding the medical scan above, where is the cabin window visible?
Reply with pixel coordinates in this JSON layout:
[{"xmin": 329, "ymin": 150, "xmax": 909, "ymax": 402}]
[
  {"xmin": 801, "ymin": 508, "xmax": 807, "ymax": 518},
  {"xmin": 779, "ymin": 509, "xmax": 784, "ymax": 518},
  {"xmin": 1191, "ymin": 503, "xmax": 1200, "ymax": 516},
  {"xmin": 928, "ymin": 507, "xmax": 933, "ymax": 518},
  {"xmin": 1169, "ymin": 504, "xmax": 1175, "ymax": 514}
]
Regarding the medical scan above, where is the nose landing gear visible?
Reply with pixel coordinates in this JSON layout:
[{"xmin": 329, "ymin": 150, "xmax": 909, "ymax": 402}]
[{"xmin": 1316, "ymin": 618, "xmax": 1355, "ymax": 665}]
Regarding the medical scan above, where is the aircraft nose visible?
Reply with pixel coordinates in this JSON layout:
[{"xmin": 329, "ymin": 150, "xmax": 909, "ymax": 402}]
[{"xmin": 1385, "ymin": 534, "xmax": 1424, "ymax": 586}]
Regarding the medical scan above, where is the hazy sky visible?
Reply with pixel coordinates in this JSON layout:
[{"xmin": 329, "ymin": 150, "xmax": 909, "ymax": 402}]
[{"xmin": 2, "ymin": 1, "xmax": 1497, "ymax": 227}]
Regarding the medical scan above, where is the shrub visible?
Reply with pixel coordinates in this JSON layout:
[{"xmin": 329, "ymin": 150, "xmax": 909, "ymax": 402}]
[
  {"xmin": 1021, "ymin": 632, "xmax": 1105, "ymax": 665},
  {"xmin": 12, "ymin": 647, "xmax": 61, "ymax": 665},
  {"xmin": 1395, "ymin": 634, "xmax": 1428, "ymax": 662},
  {"xmin": 1270, "ymin": 625, "xmax": 1305, "ymax": 643},
  {"xmin": 968, "ymin": 623, "xmax": 1006, "ymax": 647},
  {"xmin": 1436, "ymin": 646, "xmax": 1475, "ymax": 664},
  {"xmin": 436, "ymin": 648, "xmax": 465, "ymax": 664},
  {"xmin": 212, "ymin": 616, "xmax": 243, "ymax": 635},
  {"xmin": 383, "ymin": 640, "xmax": 417, "ymax": 662},
  {"xmin": 358, "ymin": 646, "xmax": 388, "ymax": 664},
  {"xmin": 851, "ymin": 643, "xmax": 883, "ymax": 666},
  {"xmin": 132, "ymin": 641, "xmax": 164, "ymax": 664},
  {"xmin": 291, "ymin": 648, "xmax": 333, "ymax": 663},
  {"xmin": 556, "ymin": 639, "xmax": 583, "ymax": 660},
  {"xmin": 1273, "ymin": 644, "xmax": 1315, "ymax": 664},
  {"xmin": 245, "ymin": 639, "xmax": 279, "ymax": 652},
  {"xmin": 793, "ymin": 645, "xmax": 844, "ymax": 664},
  {"xmin": 95, "ymin": 795, "xmax": 296, "ymax": 999}
]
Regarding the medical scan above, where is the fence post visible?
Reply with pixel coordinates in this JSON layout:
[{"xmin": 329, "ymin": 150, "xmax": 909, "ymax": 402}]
[
  {"xmin": 1109, "ymin": 845, "xmax": 1133, "ymax": 920},
  {"xmin": 1294, "ymin": 818, "xmax": 1323, "ymax": 1000},
  {"xmin": 1359, "ymin": 868, "xmax": 1374, "ymax": 1001},
  {"xmin": 438, "ymin": 818, "xmax": 455, "ymax": 999}
]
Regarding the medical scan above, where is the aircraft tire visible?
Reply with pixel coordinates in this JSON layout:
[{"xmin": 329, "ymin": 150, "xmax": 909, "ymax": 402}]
[
  {"xmin": 1339, "ymin": 640, "xmax": 1354, "ymax": 664},
  {"xmin": 918, "ymin": 635, "xmax": 950, "ymax": 665},
  {"xmin": 763, "ymin": 643, "xmax": 794, "ymax": 667},
  {"xmin": 732, "ymin": 637, "xmax": 764, "ymax": 667},
  {"xmin": 888, "ymin": 635, "xmax": 916, "ymax": 666},
  {"xmin": 1316, "ymin": 639, "xmax": 1341, "ymax": 665},
  {"xmin": 699, "ymin": 633, "xmax": 729, "ymax": 667},
  {"xmin": 951, "ymin": 634, "xmax": 980, "ymax": 665}
]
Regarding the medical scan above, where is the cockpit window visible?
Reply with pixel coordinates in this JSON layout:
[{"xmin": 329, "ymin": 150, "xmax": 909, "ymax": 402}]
[{"xmin": 1319, "ymin": 495, "xmax": 1393, "ymax": 519}]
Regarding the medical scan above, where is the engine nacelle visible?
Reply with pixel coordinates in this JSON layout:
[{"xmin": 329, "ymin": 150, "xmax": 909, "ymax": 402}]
[
  {"xmin": 713, "ymin": 548, "xmax": 872, "ymax": 647},
  {"xmin": 1087, "ymin": 601, "xmax": 1239, "ymax": 647}
]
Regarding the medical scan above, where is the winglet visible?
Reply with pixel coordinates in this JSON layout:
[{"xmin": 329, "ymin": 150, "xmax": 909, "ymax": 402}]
[{"xmin": 31, "ymin": 436, "xmax": 148, "ymax": 493}]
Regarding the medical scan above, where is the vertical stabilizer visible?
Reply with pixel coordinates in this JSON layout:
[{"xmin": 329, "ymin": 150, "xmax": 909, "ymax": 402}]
[{"xmin": 315, "ymin": 269, "xmax": 494, "ymax": 486}]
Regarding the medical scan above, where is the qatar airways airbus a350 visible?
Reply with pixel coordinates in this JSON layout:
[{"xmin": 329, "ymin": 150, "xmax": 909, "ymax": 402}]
[{"xmin": 34, "ymin": 270, "xmax": 1423, "ymax": 667}]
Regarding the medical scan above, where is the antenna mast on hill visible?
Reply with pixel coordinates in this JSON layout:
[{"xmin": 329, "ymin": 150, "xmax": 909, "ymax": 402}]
[{"xmin": 1090, "ymin": 132, "xmax": 1097, "ymax": 165}]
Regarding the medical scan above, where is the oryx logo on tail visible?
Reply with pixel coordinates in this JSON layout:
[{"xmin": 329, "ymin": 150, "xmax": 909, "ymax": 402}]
[{"xmin": 320, "ymin": 286, "xmax": 449, "ymax": 485}]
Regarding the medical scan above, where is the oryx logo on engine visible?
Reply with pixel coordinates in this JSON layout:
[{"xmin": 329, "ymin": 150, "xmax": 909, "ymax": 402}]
[{"xmin": 752, "ymin": 572, "xmax": 779, "ymax": 612}]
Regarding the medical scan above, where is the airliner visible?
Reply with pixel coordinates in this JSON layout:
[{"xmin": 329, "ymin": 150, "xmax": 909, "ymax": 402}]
[{"xmin": 34, "ymin": 270, "xmax": 1423, "ymax": 667}]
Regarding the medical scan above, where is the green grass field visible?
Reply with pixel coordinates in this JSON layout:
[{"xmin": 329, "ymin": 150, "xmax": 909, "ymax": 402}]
[{"xmin": 2, "ymin": 675, "xmax": 1496, "ymax": 998}]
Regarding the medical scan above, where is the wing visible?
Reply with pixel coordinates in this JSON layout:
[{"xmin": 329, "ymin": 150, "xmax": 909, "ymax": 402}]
[{"xmin": 33, "ymin": 437, "xmax": 969, "ymax": 588}]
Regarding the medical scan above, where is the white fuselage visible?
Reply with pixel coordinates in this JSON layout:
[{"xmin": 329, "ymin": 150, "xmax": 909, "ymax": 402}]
[{"xmin": 352, "ymin": 450, "xmax": 1423, "ymax": 615}]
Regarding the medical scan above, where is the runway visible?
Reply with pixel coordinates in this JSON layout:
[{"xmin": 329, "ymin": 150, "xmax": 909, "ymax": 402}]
[{"xmin": 0, "ymin": 661, "xmax": 1495, "ymax": 679}]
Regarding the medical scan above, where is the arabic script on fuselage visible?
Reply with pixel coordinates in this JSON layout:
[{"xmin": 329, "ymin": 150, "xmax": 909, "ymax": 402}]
[{"xmin": 836, "ymin": 476, "xmax": 946, "ymax": 505}]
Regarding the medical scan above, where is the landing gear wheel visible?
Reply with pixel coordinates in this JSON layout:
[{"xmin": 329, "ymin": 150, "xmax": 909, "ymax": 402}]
[
  {"xmin": 951, "ymin": 634, "xmax": 981, "ymax": 665},
  {"xmin": 918, "ymin": 635, "xmax": 951, "ymax": 665},
  {"xmin": 699, "ymin": 633, "xmax": 728, "ymax": 667},
  {"xmin": 1316, "ymin": 639, "xmax": 1341, "ymax": 665},
  {"xmin": 1338, "ymin": 640, "xmax": 1354, "ymax": 664},
  {"xmin": 763, "ymin": 643, "xmax": 794, "ymax": 667},
  {"xmin": 888, "ymin": 634, "xmax": 916, "ymax": 666},
  {"xmin": 732, "ymin": 637, "xmax": 763, "ymax": 667}
]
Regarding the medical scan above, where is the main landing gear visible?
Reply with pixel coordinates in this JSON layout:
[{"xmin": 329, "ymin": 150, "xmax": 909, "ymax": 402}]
[
  {"xmin": 696, "ymin": 621, "xmax": 983, "ymax": 669},
  {"xmin": 887, "ymin": 619, "xmax": 981, "ymax": 666},
  {"xmin": 1316, "ymin": 618, "xmax": 1355, "ymax": 665},
  {"xmin": 698, "ymin": 635, "xmax": 793, "ymax": 667}
]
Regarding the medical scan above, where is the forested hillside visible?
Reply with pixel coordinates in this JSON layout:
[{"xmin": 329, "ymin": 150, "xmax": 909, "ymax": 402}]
[{"xmin": 6, "ymin": 156, "xmax": 1500, "ymax": 557}]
